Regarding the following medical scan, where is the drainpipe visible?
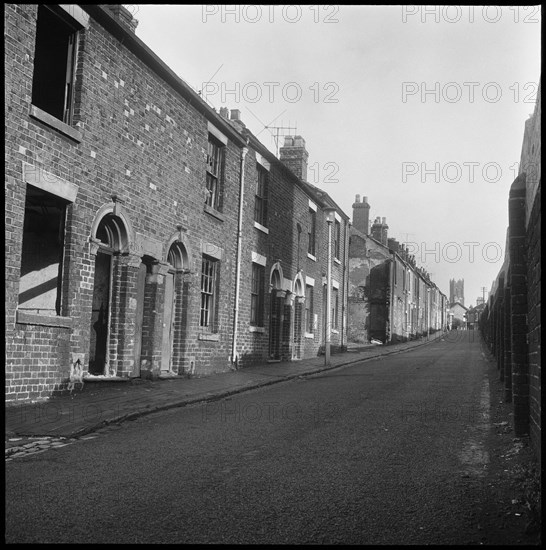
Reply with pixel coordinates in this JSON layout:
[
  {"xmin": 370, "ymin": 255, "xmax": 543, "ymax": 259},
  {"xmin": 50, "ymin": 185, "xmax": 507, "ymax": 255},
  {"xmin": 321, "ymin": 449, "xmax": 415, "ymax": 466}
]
[{"xmin": 231, "ymin": 145, "xmax": 249, "ymax": 369}]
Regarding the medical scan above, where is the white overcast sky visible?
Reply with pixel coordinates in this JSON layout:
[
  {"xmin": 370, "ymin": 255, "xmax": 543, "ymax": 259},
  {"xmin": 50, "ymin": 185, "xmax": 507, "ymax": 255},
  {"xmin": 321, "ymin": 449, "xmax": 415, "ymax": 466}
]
[{"xmin": 132, "ymin": 4, "xmax": 541, "ymax": 306}]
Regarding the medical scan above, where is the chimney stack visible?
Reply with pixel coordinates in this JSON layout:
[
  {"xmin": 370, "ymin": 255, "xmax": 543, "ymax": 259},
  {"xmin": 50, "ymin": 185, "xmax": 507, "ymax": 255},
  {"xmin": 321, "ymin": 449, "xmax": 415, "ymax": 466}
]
[
  {"xmin": 388, "ymin": 238, "xmax": 400, "ymax": 253},
  {"xmin": 371, "ymin": 216, "xmax": 382, "ymax": 243},
  {"xmin": 380, "ymin": 217, "xmax": 388, "ymax": 246},
  {"xmin": 352, "ymin": 194, "xmax": 370, "ymax": 235},
  {"xmin": 279, "ymin": 135, "xmax": 309, "ymax": 181},
  {"xmin": 108, "ymin": 5, "xmax": 139, "ymax": 33}
]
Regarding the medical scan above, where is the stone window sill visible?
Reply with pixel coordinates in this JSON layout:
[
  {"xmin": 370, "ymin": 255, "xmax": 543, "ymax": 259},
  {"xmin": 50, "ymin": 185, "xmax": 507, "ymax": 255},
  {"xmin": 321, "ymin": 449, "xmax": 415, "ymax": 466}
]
[
  {"xmin": 304, "ymin": 332, "xmax": 314, "ymax": 339},
  {"xmin": 307, "ymin": 253, "xmax": 317, "ymax": 262},
  {"xmin": 249, "ymin": 326, "xmax": 265, "ymax": 333},
  {"xmin": 254, "ymin": 221, "xmax": 269, "ymax": 234},
  {"xmin": 204, "ymin": 204, "xmax": 225, "ymax": 222},
  {"xmin": 29, "ymin": 105, "xmax": 82, "ymax": 142},
  {"xmin": 16, "ymin": 310, "xmax": 72, "ymax": 328},
  {"xmin": 334, "ymin": 258, "xmax": 341, "ymax": 265},
  {"xmin": 198, "ymin": 332, "xmax": 220, "ymax": 341}
]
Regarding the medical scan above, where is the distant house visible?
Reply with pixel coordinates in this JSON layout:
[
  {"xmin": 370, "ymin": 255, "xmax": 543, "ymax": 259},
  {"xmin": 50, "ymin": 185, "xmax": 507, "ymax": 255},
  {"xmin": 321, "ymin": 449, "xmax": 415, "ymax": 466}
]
[
  {"xmin": 466, "ymin": 303, "xmax": 485, "ymax": 329},
  {"xmin": 449, "ymin": 302, "xmax": 468, "ymax": 328}
]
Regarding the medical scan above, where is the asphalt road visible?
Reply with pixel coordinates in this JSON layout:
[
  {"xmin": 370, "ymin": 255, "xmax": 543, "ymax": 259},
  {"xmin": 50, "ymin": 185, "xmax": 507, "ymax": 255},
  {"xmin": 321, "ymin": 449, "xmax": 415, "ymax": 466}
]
[{"xmin": 6, "ymin": 332, "xmax": 505, "ymax": 544}]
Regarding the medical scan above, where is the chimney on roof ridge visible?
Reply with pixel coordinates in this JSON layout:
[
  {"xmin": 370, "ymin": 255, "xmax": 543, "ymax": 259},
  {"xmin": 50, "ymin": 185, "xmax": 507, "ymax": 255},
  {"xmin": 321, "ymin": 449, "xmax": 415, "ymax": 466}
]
[
  {"xmin": 108, "ymin": 5, "xmax": 139, "ymax": 33},
  {"xmin": 279, "ymin": 134, "xmax": 309, "ymax": 181},
  {"xmin": 352, "ymin": 194, "xmax": 370, "ymax": 235}
]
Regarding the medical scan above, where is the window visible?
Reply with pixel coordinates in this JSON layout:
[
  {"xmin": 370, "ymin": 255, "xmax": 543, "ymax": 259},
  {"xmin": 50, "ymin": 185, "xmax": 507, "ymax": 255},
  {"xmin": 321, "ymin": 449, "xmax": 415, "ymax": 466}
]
[
  {"xmin": 250, "ymin": 263, "xmax": 265, "ymax": 326},
  {"xmin": 205, "ymin": 134, "xmax": 225, "ymax": 211},
  {"xmin": 18, "ymin": 185, "xmax": 68, "ymax": 315},
  {"xmin": 305, "ymin": 284, "xmax": 314, "ymax": 333},
  {"xmin": 308, "ymin": 208, "xmax": 316, "ymax": 256},
  {"xmin": 32, "ymin": 5, "xmax": 81, "ymax": 124},
  {"xmin": 332, "ymin": 288, "xmax": 339, "ymax": 330},
  {"xmin": 200, "ymin": 256, "xmax": 218, "ymax": 329},
  {"xmin": 334, "ymin": 219, "xmax": 341, "ymax": 259},
  {"xmin": 254, "ymin": 166, "xmax": 268, "ymax": 227}
]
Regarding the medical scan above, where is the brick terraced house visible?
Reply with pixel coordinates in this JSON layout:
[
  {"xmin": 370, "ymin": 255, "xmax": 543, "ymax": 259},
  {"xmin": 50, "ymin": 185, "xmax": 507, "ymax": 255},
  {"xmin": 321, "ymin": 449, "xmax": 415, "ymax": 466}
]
[
  {"xmin": 4, "ymin": 4, "xmax": 349, "ymax": 402},
  {"xmin": 348, "ymin": 195, "xmax": 448, "ymax": 344}
]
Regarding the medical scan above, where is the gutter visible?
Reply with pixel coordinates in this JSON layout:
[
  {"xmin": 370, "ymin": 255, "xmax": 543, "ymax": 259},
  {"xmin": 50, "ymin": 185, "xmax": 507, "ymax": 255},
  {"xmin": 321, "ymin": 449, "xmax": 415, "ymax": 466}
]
[{"xmin": 231, "ymin": 145, "xmax": 249, "ymax": 368}]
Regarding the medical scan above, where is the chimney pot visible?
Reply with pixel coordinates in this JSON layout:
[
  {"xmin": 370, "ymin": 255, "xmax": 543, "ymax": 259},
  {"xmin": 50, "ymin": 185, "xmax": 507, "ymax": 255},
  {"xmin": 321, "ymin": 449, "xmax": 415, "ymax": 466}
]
[
  {"xmin": 355, "ymin": 194, "xmax": 361, "ymax": 203},
  {"xmin": 279, "ymin": 135, "xmax": 309, "ymax": 181},
  {"xmin": 230, "ymin": 109, "xmax": 241, "ymax": 121},
  {"xmin": 108, "ymin": 5, "xmax": 138, "ymax": 32}
]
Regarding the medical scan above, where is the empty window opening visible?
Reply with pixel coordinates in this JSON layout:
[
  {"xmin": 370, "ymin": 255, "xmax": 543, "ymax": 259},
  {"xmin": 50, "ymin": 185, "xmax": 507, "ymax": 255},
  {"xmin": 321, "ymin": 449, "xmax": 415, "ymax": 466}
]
[
  {"xmin": 32, "ymin": 5, "xmax": 81, "ymax": 124},
  {"xmin": 18, "ymin": 184, "xmax": 68, "ymax": 315}
]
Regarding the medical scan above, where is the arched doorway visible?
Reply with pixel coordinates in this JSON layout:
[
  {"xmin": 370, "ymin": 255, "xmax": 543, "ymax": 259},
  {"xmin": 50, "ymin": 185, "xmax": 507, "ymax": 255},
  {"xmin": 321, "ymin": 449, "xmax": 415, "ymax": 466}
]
[
  {"xmin": 161, "ymin": 241, "xmax": 189, "ymax": 373},
  {"xmin": 88, "ymin": 213, "xmax": 128, "ymax": 375},
  {"xmin": 269, "ymin": 266, "xmax": 284, "ymax": 360}
]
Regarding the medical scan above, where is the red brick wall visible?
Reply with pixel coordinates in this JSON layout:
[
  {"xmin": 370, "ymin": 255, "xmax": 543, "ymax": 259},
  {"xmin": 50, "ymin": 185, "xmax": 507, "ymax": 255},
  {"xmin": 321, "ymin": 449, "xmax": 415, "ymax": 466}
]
[
  {"xmin": 526, "ymin": 182, "xmax": 541, "ymax": 462},
  {"xmin": 5, "ymin": 4, "xmax": 245, "ymax": 400}
]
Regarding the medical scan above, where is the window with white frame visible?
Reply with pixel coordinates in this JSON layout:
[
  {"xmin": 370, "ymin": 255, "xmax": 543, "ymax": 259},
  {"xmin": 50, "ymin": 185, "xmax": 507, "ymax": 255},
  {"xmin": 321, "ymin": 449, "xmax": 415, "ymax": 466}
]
[{"xmin": 200, "ymin": 255, "xmax": 219, "ymax": 330}]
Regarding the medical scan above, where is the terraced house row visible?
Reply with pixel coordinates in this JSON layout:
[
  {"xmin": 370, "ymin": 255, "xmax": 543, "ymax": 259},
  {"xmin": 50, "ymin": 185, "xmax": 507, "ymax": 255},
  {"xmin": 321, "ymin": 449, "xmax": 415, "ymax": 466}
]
[
  {"xmin": 348, "ymin": 196, "xmax": 448, "ymax": 344},
  {"xmin": 5, "ymin": 4, "xmax": 349, "ymax": 402}
]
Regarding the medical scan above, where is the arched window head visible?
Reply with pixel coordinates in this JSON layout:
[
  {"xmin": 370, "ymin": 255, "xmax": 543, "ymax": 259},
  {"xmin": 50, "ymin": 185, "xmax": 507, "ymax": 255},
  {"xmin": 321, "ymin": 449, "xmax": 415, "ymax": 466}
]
[
  {"xmin": 271, "ymin": 269, "xmax": 281, "ymax": 290},
  {"xmin": 167, "ymin": 242, "xmax": 188, "ymax": 271},
  {"xmin": 95, "ymin": 213, "xmax": 128, "ymax": 251}
]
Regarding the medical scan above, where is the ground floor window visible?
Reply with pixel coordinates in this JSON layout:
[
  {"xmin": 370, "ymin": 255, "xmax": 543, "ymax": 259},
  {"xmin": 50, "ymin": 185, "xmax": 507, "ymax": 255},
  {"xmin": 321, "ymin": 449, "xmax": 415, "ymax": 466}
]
[
  {"xmin": 18, "ymin": 185, "xmax": 68, "ymax": 315},
  {"xmin": 305, "ymin": 284, "xmax": 314, "ymax": 333},
  {"xmin": 250, "ymin": 263, "xmax": 265, "ymax": 326},
  {"xmin": 200, "ymin": 255, "xmax": 219, "ymax": 330}
]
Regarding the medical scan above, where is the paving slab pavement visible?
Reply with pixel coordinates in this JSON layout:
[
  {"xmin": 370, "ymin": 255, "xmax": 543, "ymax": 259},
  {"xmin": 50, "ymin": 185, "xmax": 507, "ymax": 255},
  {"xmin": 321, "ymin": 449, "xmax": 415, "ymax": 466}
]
[{"xmin": 6, "ymin": 333, "xmax": 443, "ymax": 457}]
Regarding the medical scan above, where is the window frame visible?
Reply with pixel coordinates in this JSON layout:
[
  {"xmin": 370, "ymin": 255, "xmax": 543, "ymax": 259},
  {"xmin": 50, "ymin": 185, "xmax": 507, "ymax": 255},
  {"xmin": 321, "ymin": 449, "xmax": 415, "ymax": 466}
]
[
  {"xmin": 254, "ymin": 165, "xmax": 269, "ymax": 228},
  {"xmin": 334, "ymin": 219, "xmax": 341, "ymax": 260},
  {"xmin": 250, "ymin": 262, "xmax": 265, "ymax": 327},
  {"xmin": 305, "ymin": 284, "xmax": 314, "ymax": 334},
  {"xmin": 308, "ymin": 208, "xmax": 316, "ymax": 256},
  {"xmin": 200, "ymin": 255, "xmax": 219, "ymax": 331},
  {"xmin": 332, "ymin": 288, "xmax": 339, "ymax": 330},
  {"xmin": 205, "ymin": 134, "xmax": 225, "ymax": 212},
  {"xmin": 31, "ymin": 4, "xmax": 83, "ymax": 126}
]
